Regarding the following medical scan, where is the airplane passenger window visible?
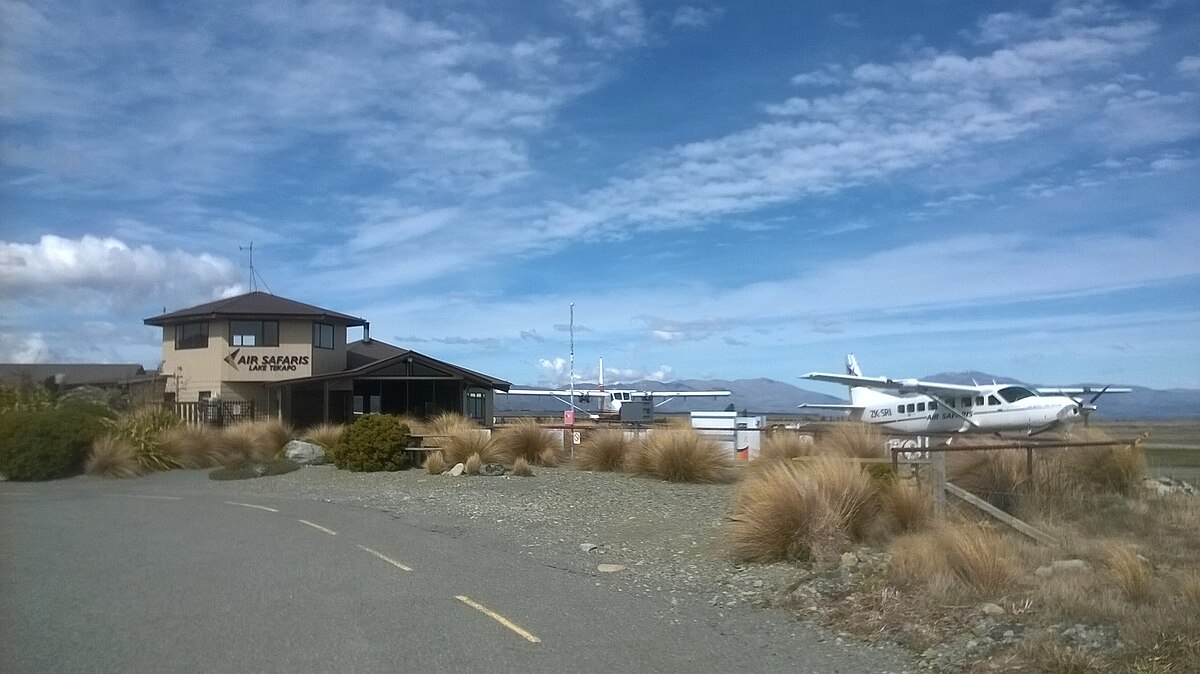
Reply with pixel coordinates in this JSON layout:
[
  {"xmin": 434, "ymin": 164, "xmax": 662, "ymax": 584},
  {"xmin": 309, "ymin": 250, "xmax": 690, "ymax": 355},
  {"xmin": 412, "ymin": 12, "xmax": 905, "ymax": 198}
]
[
  {"xmin": 961, "ymin": 397, "xmax": 971, "ymax": 407},
  {"xmin": 906, "ymin": 403, "xmax": 915, "ymax": 413},
  {"xmin": 975, "ymin": 396, "xmax": 984, "ymax": 406},
  {"xmin": 897, "ymin": 405, "xmax": 904, "ymax": 414},
  {"xmin": 917, "ymin": 402, "xmax": 926, "ymax": 412},
  {"xmin": 929, "ymin": 402, "xmax": 938, "ymax": 410}
]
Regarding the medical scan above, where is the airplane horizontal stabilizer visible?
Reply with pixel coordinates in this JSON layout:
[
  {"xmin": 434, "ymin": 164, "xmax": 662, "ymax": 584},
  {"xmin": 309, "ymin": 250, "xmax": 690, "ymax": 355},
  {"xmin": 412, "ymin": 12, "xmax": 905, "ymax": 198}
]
[{"xmin": 797, "ymin": 403, "xmax": 865, "ymax": 411}]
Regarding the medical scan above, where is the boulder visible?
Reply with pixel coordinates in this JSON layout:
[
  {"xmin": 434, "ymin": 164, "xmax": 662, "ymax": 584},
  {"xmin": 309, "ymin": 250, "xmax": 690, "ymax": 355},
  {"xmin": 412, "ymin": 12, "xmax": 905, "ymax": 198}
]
[
  {"xmin": 597, "ymin": 564, "xmax": 626, "ymax": 573},
  {"xmin": 448, "ymin": 463, "xmax": 465, "ymax": 476},
  {"xmin": 481, "ymin": 463, "xmax": 506, "ymax": 476},
  {"xmin": 283, "ymin": 440, "xmax": 327, "ymax": 465}
]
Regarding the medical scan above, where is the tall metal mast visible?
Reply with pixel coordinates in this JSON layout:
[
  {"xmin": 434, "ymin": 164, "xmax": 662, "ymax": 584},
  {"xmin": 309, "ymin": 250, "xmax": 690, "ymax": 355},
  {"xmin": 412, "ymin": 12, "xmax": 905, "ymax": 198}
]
[{"xmin": 569, "ymin": 303, "xmax": 575, "ymax": 406}]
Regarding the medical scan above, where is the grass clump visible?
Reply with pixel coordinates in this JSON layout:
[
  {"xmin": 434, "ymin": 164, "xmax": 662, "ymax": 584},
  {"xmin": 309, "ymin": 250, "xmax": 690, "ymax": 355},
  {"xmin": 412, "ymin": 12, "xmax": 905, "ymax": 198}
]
[
  {"xmin": 217, "ymin": 420, "xmax": 293, "ymax": 465},
  {"xmin": 631, "ymin": 429, "xmax": 735, "ymax": 484},
  {"xmin": 442, "ymin": 429, "xmax": 504, "ymax": 465},
  {"xmin": 888, "ymin": 523, "xmax": 1019, "ymax": 598},
  {"xmin": 1101, "ymin": 543, "xmax": 1153, "ymax": 603},
  {"xmin": 424, "ymin": 451, "xmax": 447, "ymax": 475},
  {"xmin": 0, "ymin": 403, "xmax": 115, "ymax": 480},
  {"xmin": 209, "ymin": 458, "xmax": 301, "ymax": 481},
  {"xmin": 85, "ymin": 435, "xmax": 144, "ymax": 479},
  {"xmin": 333, "ymin": 414, "xmax": 410, "ymax": 472},
  {"xmin": 728, "ymin": 458, "xmax": 880, "ymax": 563},
  {"xmin": 303, "ymin": 423, "xmax": 346, "ymax": 461},
  {"xmin": 758, "ymin": 432, "xmax": 814, "ymax": 463},
  {"xmin": 160, "ymin": 425, "xmax": 222, "ymax": 469},
  {"xmin": 575, "ymin": 429, "xmax": 630, "ymax": 472},
  {"xmin": 494, "ymin": 418, "xmax": 556, "ymax": 465},
  {"xmin": 819, "ymin": 422, "xmax": 885, "ymax": 459},
  {"xmin": 464, "ymin": 453, "xmax": 482, "ymax": 475},
  {"xmin": 96, "ymin": 406, "xmax": 183, "ymax": 473},
  {"xmin": 880, "ymin": 480, "xmax": 932, "ymax": 534},
  {"xmin": 512, "ymin": 458, "xmax": 534, "ymax": 477}
]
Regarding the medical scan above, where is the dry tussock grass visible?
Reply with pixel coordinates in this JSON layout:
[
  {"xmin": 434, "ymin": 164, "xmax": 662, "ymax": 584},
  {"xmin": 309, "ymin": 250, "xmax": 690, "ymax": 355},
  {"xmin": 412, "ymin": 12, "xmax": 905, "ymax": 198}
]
[
  {"xmin": 1180, "ymin": 570, "xmax": 1200, "ymax": 606},
  {"xmin": 575, "ymin": 429, "xmax": 629, "ymax": 472},
  {"xmin": 818, "ymin": 422, "xmax": 885, "ymax": 459},
  {"xmin": 494, "ymin": 418, "xmax": 556, "ymax": 465},
  {"xmin": 728, "ymin": 461, "xmax": 839, "ymax": 563},
  {"xmin": 888, "ymin": 523, "xmax": 1019, "ymax": 598},
  {"xmin": 426, "ymin": 412, "xmax": 476, "ymax": 439},
  {"xmin": 947, "ymin": 447, "xmax": 1028, "ymax": 513},
  {"xmin": 758, "ymin": 432, "xmax": 814, "ymax": 463},
  {"xmin": 424, "ymin": 451, "xmax": 446, "ymax": 475},
  {"xmin": 303, "ymin": 423, "xmax": 345, "ymax": 451},
  {"xmin": 1024, "ymin": 636, "xmax": 1106, "ymax": 674},
  {"xmin": 217, "ymin": 420, "xmax": 291, "ymax": 464},
  {"xmin": 160, "ymin": 425, "xmax": 222, "ymax": 469},
  {"xmin": 86, "ymin": 435, "xmax": 144, "ymax": 478},
  {"xmin": 512, "ymin": 458, "xmax": 534, "ymax": 477},
  {"xmin": 881, "ymin": 480, "xmax": 932, "ymax": 534},
  {"xmin": 464, "ymin": 453, "xmax": 482, "ymax": 475},
  {"xmin": 1101, "ymin": 543, "xmax": 1154, "ymax": 603},
  {"xmin": 442, "ymin": 429, "xmax": 503, "ymax": 465},
  {"xmin": 806, "ymin": 457, "xmax": 880, "ymax": 540},
  {"xmin": 631, "ymin": 429, "xmax": 735, "ymax": 484}
]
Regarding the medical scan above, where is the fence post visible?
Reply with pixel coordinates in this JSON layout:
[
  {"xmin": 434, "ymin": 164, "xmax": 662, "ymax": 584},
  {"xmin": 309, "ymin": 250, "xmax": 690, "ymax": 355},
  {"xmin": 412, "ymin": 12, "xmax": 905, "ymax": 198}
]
[{"xmin": 931, "ymin": 448, "xmax": 947, "ymax": 518}]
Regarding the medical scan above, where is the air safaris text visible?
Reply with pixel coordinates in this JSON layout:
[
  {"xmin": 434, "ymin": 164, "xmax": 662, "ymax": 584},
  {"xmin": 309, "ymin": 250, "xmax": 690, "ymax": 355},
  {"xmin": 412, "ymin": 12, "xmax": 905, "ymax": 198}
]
[{"xmin": 237, "ymin": 354, "xmax": 310, "ymax": 372}]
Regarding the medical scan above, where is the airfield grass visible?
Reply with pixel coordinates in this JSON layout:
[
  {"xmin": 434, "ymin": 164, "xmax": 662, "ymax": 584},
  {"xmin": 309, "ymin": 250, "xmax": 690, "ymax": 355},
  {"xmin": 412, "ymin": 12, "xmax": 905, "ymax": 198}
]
[{"xmin": 762, "ymin": 422, "xmax": 1200, "ymax": 673}]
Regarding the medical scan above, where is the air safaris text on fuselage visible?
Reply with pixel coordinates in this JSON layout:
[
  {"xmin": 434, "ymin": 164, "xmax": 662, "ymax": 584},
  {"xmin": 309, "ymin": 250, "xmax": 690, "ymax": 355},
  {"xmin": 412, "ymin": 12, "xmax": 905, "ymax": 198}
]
[{"xmin": 237, "ymin": 354, "xmax": 310, "ymax": 372}]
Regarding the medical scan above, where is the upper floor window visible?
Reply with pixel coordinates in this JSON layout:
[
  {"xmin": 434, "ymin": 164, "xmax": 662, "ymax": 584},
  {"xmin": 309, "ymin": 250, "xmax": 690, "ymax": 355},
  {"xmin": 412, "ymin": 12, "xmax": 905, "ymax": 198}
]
[
  {"xmin": 313, "ymin": 322, "xmax": 335, "ymax": 350},
  {"xmin": 175, "ymin": 322, "xmax": 209, "ymax": 350},
  {"xmin": 231, "ymin": 320, "xmax": 279, "ymax": 347}
]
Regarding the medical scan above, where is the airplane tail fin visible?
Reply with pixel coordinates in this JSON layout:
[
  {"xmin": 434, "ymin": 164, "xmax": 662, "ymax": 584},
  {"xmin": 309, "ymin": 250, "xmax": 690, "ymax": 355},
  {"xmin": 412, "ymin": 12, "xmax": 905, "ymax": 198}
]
[{"xmin": 843, "ymin": 354, "xmax": 898, "ymax": 406}]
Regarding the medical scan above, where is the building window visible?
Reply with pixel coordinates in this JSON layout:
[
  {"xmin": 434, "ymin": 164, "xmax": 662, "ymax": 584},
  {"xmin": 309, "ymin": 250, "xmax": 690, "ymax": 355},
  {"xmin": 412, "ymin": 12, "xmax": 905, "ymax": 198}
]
[
  {"xmin": 313, "ymin": 322, "xmax": 334, "ymax": 349},
  {"xmin": 231, "ymin": 320, "xmax": 279, "ymax": 347},
  {"xmin": 466, "ymin": 391, "xmax": 486, "ymax": 421},
  {"xmin": 175, "ymin": 322, "xmax": 209, "ymax": 349}
]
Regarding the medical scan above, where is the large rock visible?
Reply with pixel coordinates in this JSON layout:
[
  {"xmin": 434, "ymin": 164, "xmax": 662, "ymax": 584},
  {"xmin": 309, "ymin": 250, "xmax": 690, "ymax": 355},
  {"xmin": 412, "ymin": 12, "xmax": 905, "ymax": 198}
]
[
  {"xmin": 283, "ymin": 440, "xmax": 327, "ymax": 465},
  {"xmin": 480, "ymin": 463, "xmax": 506, "ymax": 476}
]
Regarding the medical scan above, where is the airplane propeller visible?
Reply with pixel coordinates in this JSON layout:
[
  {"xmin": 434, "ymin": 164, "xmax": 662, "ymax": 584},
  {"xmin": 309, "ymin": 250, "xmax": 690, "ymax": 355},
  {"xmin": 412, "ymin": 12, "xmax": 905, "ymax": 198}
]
[{"xmin": 1068, "ymin": 385, "xmax": 1111, "ymax": 427}]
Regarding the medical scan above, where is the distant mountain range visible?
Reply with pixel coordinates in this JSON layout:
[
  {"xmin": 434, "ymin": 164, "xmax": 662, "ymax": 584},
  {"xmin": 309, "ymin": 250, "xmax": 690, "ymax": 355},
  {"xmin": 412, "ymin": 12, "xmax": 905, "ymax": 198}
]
[{"xmin": 496, "ymin": 374, "xmax": 1200, "ymax": 420}]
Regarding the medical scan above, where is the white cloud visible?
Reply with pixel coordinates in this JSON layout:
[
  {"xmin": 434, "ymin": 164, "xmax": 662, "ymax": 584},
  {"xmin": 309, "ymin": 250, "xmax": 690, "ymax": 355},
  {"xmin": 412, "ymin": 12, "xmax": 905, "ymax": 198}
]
[
  {"xmin": 1175, "ymin": 54, "xmax": 1200, "ymax": 75},
  {"xmin": 0, "ymin": 234, "xmax": 242, "ymax": 310},
  {"xmin": 0, "ymin": 332, "xmax": 54, "ymax": 363},
  {"xmin": 671, "ymin": 5, "xmax": 723, "ymax": 30}
]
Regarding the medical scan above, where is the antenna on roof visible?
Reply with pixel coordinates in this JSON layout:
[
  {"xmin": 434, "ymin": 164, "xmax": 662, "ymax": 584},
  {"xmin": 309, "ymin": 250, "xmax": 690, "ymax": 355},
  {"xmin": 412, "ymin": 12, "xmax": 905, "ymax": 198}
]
[{"xmin": 238, "ymin": 242, "xmax": 274, "ymax": 294}]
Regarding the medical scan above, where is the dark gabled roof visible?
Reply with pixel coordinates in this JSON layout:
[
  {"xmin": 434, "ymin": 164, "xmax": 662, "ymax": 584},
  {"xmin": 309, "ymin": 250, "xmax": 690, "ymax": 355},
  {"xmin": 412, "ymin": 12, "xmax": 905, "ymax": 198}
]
[
  {"xmin": 346, "ymin": 338, "xmax": 407, "ymax": 370},
  {"xmin": 266, "ymin": 345, "xmax": 511, "ymax": 391},
  {"xmin": 144, "ymin": 291, "xmax": 366, "ymax": 327},
  {"xmin": 0, "ymin": 363, "xmax": 152, "ymax": 387}
]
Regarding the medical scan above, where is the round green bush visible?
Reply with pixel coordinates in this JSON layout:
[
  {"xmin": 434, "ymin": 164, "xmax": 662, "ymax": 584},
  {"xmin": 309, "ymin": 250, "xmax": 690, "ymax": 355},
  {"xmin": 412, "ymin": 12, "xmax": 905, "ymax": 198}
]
[
  {"xmin": 0, "ymin": 404, "xmax": 115, "ymax": 481},
  {"xmin": 334, "ymin": 414, "xmax": 411, "ymax": 472}
]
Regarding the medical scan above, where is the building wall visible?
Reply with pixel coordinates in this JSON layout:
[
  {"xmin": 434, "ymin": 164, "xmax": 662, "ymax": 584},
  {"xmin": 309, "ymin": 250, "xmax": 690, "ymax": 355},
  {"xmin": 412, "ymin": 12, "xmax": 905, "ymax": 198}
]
[{"xmin": 160, "ymin": 318, "xmax": 348, "ymax": 403}]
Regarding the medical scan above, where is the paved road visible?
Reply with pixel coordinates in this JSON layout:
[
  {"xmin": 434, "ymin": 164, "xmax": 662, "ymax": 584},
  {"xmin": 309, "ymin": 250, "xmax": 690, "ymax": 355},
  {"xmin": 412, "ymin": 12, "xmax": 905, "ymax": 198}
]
[{"xmin": 1, "ymin": 473, "xmax": 911, "ymax": 673}]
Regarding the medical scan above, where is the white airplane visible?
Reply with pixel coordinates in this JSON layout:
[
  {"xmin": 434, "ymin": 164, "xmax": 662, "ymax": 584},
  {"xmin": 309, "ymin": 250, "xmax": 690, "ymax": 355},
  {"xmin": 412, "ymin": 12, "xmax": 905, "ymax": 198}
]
[
  {"xmin": 799, "ymin": 354, "xmax": 1129, "ymax": 435},
  {"xmin": 500, "ymin": 358, "xmax": 731, "ymax": 418}
]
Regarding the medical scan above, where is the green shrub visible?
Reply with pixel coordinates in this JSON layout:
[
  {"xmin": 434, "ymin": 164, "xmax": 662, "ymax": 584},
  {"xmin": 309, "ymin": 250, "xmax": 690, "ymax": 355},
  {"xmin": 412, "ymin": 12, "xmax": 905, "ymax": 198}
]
[
  {"xmin": 334, "ymin": 414, "xmax": 411, "ymax": 472},
  {"xmin": 0, "ymin": 404, "xmax": 114, "ymax": 480}
]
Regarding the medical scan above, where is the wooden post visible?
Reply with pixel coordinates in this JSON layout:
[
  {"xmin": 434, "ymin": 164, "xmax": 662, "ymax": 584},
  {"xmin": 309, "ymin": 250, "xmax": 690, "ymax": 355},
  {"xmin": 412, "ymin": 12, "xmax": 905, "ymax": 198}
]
[
  {"xmin": 1026, "ymin": 446, "xmax": 1034, "ymax": 480},
  {"xmin": 931, "ymin": 448, "xmax": 947, "ymax": 519}
]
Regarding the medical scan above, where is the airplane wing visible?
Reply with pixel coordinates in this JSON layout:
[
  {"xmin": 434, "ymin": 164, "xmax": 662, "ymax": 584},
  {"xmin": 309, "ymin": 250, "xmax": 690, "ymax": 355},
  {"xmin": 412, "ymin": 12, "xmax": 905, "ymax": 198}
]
[
  {"xmin": 797, "ymin": 403, "xmax": 864, "ymax": 411},
  {"xmin": 1036, "ymin": 387, "xmax": 1132, "ymax": 395},
  {"xmin": 650, "ymin": 390, "xmax": 731, "ymax": 397},
  {"xmin": 802, "ymin": 372, "xmax": 981, "ymax": 396},
  {"xmin": 499, "ymin": 388, "xmax": 606, "ymax": 396}
]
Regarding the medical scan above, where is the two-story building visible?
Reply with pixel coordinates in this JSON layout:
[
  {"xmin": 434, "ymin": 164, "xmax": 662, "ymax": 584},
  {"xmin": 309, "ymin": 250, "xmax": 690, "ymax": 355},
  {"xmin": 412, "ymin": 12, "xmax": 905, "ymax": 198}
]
[{"xmin": 144, "ymin": 291, "xmax": 509, "ymax": 427}]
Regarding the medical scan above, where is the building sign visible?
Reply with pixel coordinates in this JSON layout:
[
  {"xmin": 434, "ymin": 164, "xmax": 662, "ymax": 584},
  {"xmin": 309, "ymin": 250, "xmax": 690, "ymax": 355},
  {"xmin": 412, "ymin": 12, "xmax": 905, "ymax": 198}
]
[{"xmin": 223, "ymin": 348, "xmax": 313, "ymax": 381}]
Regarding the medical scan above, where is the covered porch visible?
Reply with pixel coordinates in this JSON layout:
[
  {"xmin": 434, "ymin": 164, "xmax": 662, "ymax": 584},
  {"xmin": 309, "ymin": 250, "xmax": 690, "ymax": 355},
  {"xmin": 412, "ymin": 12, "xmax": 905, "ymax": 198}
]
[{"xmin": 265, "ymin": 349, "xmax": 510, "ymax": 429}]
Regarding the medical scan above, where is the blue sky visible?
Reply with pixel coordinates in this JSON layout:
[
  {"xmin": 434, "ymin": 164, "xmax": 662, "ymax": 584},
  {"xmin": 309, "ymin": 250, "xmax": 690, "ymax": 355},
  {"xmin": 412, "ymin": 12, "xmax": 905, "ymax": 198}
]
[{"xmin": 2, "ymin": 0, "xmax": 1198, "ymax": 390}]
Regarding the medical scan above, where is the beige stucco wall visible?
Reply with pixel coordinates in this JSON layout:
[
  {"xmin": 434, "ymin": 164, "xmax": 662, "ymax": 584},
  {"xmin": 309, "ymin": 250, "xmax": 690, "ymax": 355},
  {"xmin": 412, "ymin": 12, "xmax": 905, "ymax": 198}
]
[{"xmin": 160, "ymin": 318, "xmax": 348, "ymax": 403}]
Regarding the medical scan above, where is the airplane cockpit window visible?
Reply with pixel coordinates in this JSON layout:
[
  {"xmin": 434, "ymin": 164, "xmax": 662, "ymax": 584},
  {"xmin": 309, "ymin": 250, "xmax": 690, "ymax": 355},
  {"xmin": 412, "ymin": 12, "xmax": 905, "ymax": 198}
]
[
  {"xmin": 929, "ymin": 401, "xmax": 938, "ymax": 410},
  {"xmin": 988, "ymin": 395, "xmax": 1000, "ymax": 406},
  {"xmin": 975, "ymin": 396, "xmax": 985, "ymax": 406},
  {"xmin": 998, "ymin": 386, "xmax": 1037, "ymax": 403}
]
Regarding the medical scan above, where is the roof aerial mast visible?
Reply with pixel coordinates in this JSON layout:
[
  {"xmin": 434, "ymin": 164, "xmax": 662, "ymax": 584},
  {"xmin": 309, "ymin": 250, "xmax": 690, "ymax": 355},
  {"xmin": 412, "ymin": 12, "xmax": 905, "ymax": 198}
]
[{"xmin": 238, "ymin": 242, "xmax": 273, "ymax": 294}]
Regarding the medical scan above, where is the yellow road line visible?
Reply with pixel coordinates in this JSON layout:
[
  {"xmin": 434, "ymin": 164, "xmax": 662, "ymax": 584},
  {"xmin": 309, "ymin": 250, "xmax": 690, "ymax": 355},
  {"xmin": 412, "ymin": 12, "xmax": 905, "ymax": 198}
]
[
  {"xmin": 224, "ymin": 501, "xmax": 279, "ymax": 513},
  {"xmin": 357, "ymin": 545, "xmax": 413, "ymax": 571},
  {"xmin": 119, "ymin": 494, "xmax": 183, "ymax": 500},
  {"xmin": 455, "ymin": 595, "xmax": 541, "ymax": 643},
  {"xmin": 297, "ymin": 519, "xmax": 337, "ymax": 536}
]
